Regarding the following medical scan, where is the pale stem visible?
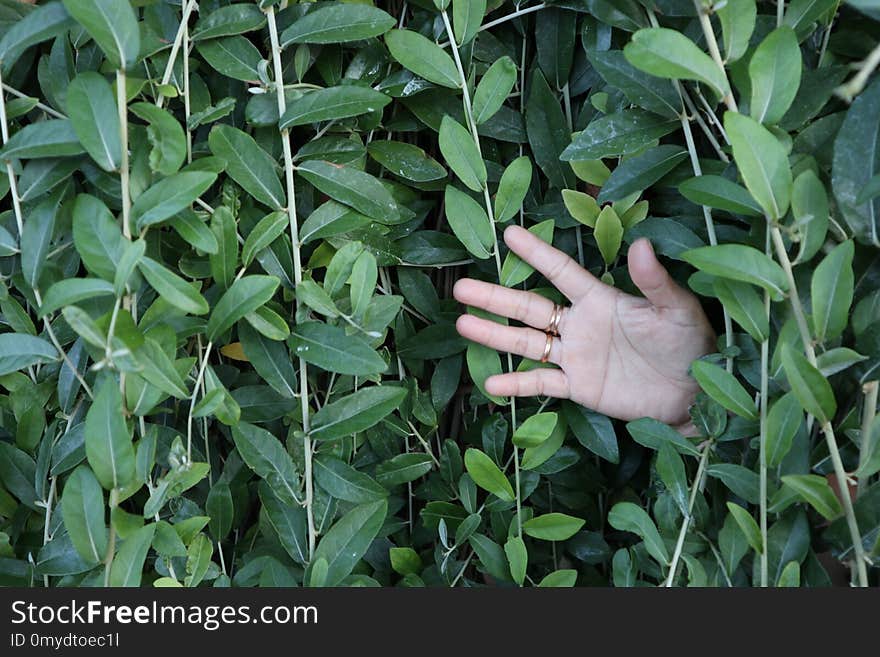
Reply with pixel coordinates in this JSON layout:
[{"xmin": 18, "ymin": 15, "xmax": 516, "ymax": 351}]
[
  {"xmin": 0, "ymin": 68, "xmax": 25, "ymax": 236},
  {"xmin": 759, "ymin": 226, "xmax": 771, "ymax": 587},
  {"xmin": 183, "ymin": 22, "xmax": 192, "ymax": 163},
  {"xmin": 821, "ymin": 422, "xmax": 869, "ymax": 587},
  {"xmin": 857, "ymin": 381, "xmax": 878, "ymax": 498},
  {"xmin": 33, "ymin": 289, "xmax": 94, "ymax": 399},
  {"xmin": 692, "ymin": 1, "xmax": 739, "ymax": 112},
  {"xmin": 837, "ymin": 39, "xmax": 880, "ymax": 102},
  {"xmin": 1, "ymin": 82, "xmax": 66, "ymax": 119},
  {"xmin": 441, "ymin": 8, "xmax": 523, "ymax": 538},
  {"xmin": 770, "ymin": 226, "xmax": 817, "ymax": 365},
  {"xmin": 664, "ymin": 440, "xmax": 713, "ymax": 586},
  {"xmin": 156, "ymin": 0, "xmax": 198, "ymax": 108},
  {"xmin": 267, "ymin": 6, "xmax": 315, "ymax": 559},
  {"xmin": 116, "ymin": 70, "xmax": 131, "ymax": 240},
  {"xmin": 186, "ymin": 341, "xmax": 213, "ymax": 460}
]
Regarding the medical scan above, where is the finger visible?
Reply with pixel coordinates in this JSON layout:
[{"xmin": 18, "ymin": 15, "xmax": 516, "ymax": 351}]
[
  {"xmin": 453, "ymin": 278, "xmax": 558, "ymax": 330},
  {"xmin": 627, "ymin": 238, "xmax": 697, "ymax": 311},
  {"xmin": 455, "ymin": 314, "xmax": 562, "ymax": 364},
  {"xmin": 503, "ymin": 224, "xmax": 599, "ymax": 300},
  {"xmin": 485, "ymin": 369, "xmax": 570, "ymax": 399}
]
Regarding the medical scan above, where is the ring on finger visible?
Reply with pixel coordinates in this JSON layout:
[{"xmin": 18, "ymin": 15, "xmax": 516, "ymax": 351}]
[
  {"xmin": 545, "ymin": 303, "xmax": 563, "ymax": 336},
  {"xmin": 540, "ymin": 333, "xmax": 554, "ymax": 363}
]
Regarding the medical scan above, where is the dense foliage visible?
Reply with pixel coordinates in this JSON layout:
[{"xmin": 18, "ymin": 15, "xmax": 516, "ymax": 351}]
[{"xmin": 0, "ymin": 0, "xmax": 878, "ymax": 588}]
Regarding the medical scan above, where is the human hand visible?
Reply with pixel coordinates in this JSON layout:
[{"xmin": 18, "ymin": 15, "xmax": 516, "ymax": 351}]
[{"xmin": 453, "ymin": 225, "xmax": 716, "ymax": 428}]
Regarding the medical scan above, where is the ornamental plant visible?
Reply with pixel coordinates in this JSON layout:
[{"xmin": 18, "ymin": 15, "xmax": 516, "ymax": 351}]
[{"xmin": 0, "ymin": 0, "xmax": 878, "ymax": 588}]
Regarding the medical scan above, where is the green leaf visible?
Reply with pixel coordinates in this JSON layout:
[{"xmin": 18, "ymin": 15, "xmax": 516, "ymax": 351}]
[
  {"xmin": 206, "ymin": 482, "xmax": 233, "ymax": 540},
  {"xmin": 504, "ymin": 536, "xmax": 527, "ymax": 585},
  {"xmin": 781, "ymin": 474, "xmax": 842, "ymax": 520},
  {"xmin": 132, "ymin": 172, "xmax": 217, "ymax": 231},
  {"xmin": 20, "ymin": 199, "xmax": 56, "ymax": 288},
  {"xmin": 597, "ymin": 145, "xmax": 687, "ymax": 203},
  {"xmin": 66, "ymin": 72, "xmax": 120, "ymax": 172},
  {"xmin": 678, "ymin": 175, "xmax": 762, "ymax": 217},
  {"xmin": 242, "ymin": 211, "xmax": 287, "ymax": 267},
  {"xmin": 561, "ymin": 109, "xmax": 678, "ymax": 161},
  {"xmin": 538, "ymin": 569, "xmax": 577, "ymax": 587},
  {"xmin": 231, "ymin": 422, "xmax": 301, "ymax": 507},
  {"xmin": 72, "ymin": 194, "xmax": 124, "ymax": 282},
  {"xmin": 439, "ymin": 116, "xmax": 486, "ymax": 192},
  {"xmin": 832, "ymin": 77, "xmax": 880, "ymax": 245},
  {"xmin": 563, "ymin": 401, "xmax": 619, "ymax": 463},
  {"xmin": 525, "ymin": 69, "xmax": 575, "ymax": 189},
  {"xmin": 691, "ymin": 360, "xmax": 758, "ymax": 420},
  {"xmin": 314, "ymin": 455, "xmax": 387, "ymax": 504},
  {"xmin": 129, "ymin": 103, "xmax": 187, "ymax": 177},
  {"xmin": 593, "ymin": 205, "xmax": 624, "ymax": 265},
  {"xmin": 681, "ymin": 244, "xmax": 789, "ymax": 301},
  {"xmin": 385, "ymin": 29, "xmax": 460, "ymax": 89},
  {"xmin": 473, "ymin": 56, "xmax": 517, "ymax": 124},
  {"xmin": 784, "ymin": 0, "xmax": 838, "ymax": 35},
  {"xmin": 206, "ymin": 275, "xmax": 279, "ymax": 342},
  {"xmin": 208, "ymin": 124, "xmax": 285, "ymax": 209},
  {"xmin": 607, "ymin": 501, "xmax": 669, "ymax": 565},
  {"xmin": 0, "ymin": 119, "xmax": 84, "ymax": 159},
  {"xmin": 453, "ymin": 0, "xmax": 486, "ymax": 46},
  {"xmin": 280, "ymin": 86, "xmax": 391, "ymax": 128},
  {"xmin": 656, "ymin": 442, "xmax": 688, "ymax": 515},
  {"xmin": 749, "ymin": 27, "xmax": 802, "ymax": 125},
  {"xmin": 389, "ymin": 546, "xmax": 422, "ymax": 576},
  {"xmin": 706, "ymin": 463, "xmax": 760, "ymax": 504},
  {"xmin": 523, "ymin": 512, "xmax": 585, "ymax": 541},
  {"xmin": 297, "ymin": 159, "xmax": 403, "ymax": 224},
  {"xmin": 623, "ymin": 28, "xmax": 730, "ymax": 98},
  {"xmin": 38, "ymin": 278, "xmax": 115, "ymax": 317},
  {"xmin": 85, "ymin": 377, "xmax": 135, "ymax": 491},
  {"xmin": 626, "ymin": 417, "xmax": 700, "ymax": 457},
  {"xmin": 444, "ymin": 185, "xmax": 493, "ymax": 259},
  {"xmin": 511, "ymin": 412, "xmax": 558, "ymax": 449},
  {"xmin": 0, "ymin": 2, "xmax": 74, "ymax": 75},
  {"xmin": 191, "ymin": 3, "xmax": 266, "ymax": 41},
  {"xmin": 767, "ymin": 392, "xmax": 803, "ymax": 468},
  {"xmin": 810, "ymin": 240, "xmax": 853, "ymax": 342},
  {"xmin": 587, "ymin": 49, "xmax": 680, "ymax": 118},
  {"xmin": 375, "ymin": 453, "xmax": 434, "ymax": 486},
  {"xmin": 209, "ymin": 206, "xmax": 238, "ymax": 288},
  {"xmin": 138, "ymin": 256, "xmax": 209, "ymax": 316},
  {"xmin": 238, "ymin": 322, "xmax": 297, "ymax": 398},
  {"xmin": 135, "ymin": 338, "xmax": 189, "ymax": 399},
  {"xmin": 777, "ymin": 560, "xmax": 800, "ymax": 587},
  {"xmin": 196, "ymin": 35, "xmax": 261, "ymax": 81},
  {"xmin": 60, "ymin": 465, "xmax": 107, "ymax": 564},
  {"xmin": 713, "ymin": 278, "xmax": 769, "ymax": 342},
  {"xmin": 724, "ymin": 112, "xmax": 793, "ymax": 220},
  {"xmin": 790, "ymin": 169, "xmax": 829, "ymax": 264},
  {"xmin": 109, "ymin": 524, "xmax": 155, "ymax": 587},
  {"xmin": 311, "ymin": 499, "xmax": 388, "ymax": 586},
  {"xmin": 288, "ymin": 321, "xmax": 387, "ymax": 376},
  {"xmin": 367, "ymin": 141, "xmax": 446, "ymax": 182},
  {"xmin": 464, "ymin": 448, "xmax": 514, "ymax": 502},
  {"xmin": 281, "ymin": 4, "xmax": 395, "ymax": 45},
  {"xmin": 780, "ymin": 344, "xmax": 836, "ymax": 424},
  {"xmin": 500, "ymin": 219, "xmax": 553, "ymax": 287},
  {"xmin": 726, "ymin": 502, "xmax": 763, "ymax": 554},
  {"xmin": 310, "ymin": 386, "xmax": 408, "ymax": 441},
  {"xmin": 258, "ymin": 483, "xmax": 307, "ymax": 564},
  {"xmin": 717, "ymin": 0, "xmax": 757, "ymax": 63},
  {"xmin": 185, "ymin": 533, "xmax": 212, "ymax": 587},
  {"xmin": 562, "ymin": 189, "xmax": 601, "ymax": 227},
  {"xmin": 62, "ymin": 0, "xmax": 140, "ymax": 70},
  {"xmin": 494, "ymin": 156, "xmax": 533, "ymax": 223},
  {"xmin": 114, "ymin": 239, "xmax": 145, "ymax": 297}
]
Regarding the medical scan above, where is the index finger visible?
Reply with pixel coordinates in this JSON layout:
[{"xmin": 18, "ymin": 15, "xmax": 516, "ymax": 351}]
[{"xmin": 503, "ymin": 224, "xmax": 598, "ymax": 300}]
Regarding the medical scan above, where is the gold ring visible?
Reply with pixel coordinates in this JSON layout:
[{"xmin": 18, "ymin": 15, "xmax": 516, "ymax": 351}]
[
  {"xmin": 540, "ymin": 332, "xmax": 554, "ymax": 363},
  {"xmin": 546, "ymin": 303, "xmax": 563, "ymax": 336}
]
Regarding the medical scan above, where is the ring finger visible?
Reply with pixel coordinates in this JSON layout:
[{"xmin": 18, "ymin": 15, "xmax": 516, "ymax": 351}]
[
  {"xmin": 453, "ymin": 278, "xmax": 568, "ymax": 334},
  {"xmin": 455, "ymin": 314, "xmax": 563, "ymax": 364}
]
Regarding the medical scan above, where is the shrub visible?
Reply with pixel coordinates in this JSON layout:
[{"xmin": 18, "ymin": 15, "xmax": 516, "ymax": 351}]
[{"xmin": 0, "ymin": 0, "xmax": 878, "ymax": 588}]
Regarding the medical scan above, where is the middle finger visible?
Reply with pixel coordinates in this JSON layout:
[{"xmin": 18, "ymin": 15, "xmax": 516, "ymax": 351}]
[
  {"xmin": 453, "ymin": 278, "xmax": 560, "ymax": 332},
  {"xmin": 455, "ymin": 314, "xmax": 563, "ymax": 364}
]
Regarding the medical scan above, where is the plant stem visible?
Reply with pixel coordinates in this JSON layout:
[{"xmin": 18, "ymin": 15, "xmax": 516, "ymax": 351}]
[
  {"xmin": 116, "ymin": 70, "xmax": 131, "ymax": 240},
  {"xmin": 759, "ymin": 225, "xmax": 770, "ymax": 587},
  {"xmin": 1, "ymin": 82, "xmax": 66, "ymax": 118},
  {"xmin": 0, "ymin": 68, "xmax": 24, "ymax": 236},
  {"xmin": 770, "ymin": 226, "xmax": 816, "ymax": 364},
  {"xmin": 777, "ymin": 0, "xmax": 785, "ymax": 27},
  {"xmin": 837, "ymin": 39, "xmax": 880, "ymax": 102},
  {"xmin": 857, "ymin": 381, "xmax": 878, "ymax": 497},
  {"xmin": 156, "ymin": 0, "xmax": 197, "ymax": 108},
  {"xmin": 692, "ymin": 1, "xmax": 739, "ymax": 112},
  {"xmin": 821, "ymin": 422, "xmax": 869, "ymax": 586},
  {"xmin": 664, "ymin": 439, "xmax": 713, "ymax": 586},
  {"xmin": 438, "ymin": 3, "xmax": 547, "ymax": 48},
  {"xmin": 267, "ymin": 6, "xmax": 315, "ymax": 560},
  {"xmin": 441, "ymin": 9, "xmax": 522, "ymax": 537}
]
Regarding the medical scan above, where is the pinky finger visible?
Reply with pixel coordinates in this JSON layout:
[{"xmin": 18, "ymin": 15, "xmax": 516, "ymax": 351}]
[{"xmin": 485, "ymin": 369, "xmax": 570, "ymax": 400}]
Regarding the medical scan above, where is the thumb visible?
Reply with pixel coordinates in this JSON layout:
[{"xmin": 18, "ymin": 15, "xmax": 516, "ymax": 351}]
[{"xmin": 627, "ymin": 238, "xmax": 694, "ymax": 310}]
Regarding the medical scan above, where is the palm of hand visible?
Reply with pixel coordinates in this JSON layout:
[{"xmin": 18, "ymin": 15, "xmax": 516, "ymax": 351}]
[{"xmin": 454, "ymin": 225, "xmax": 716, "ymax": 428}]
